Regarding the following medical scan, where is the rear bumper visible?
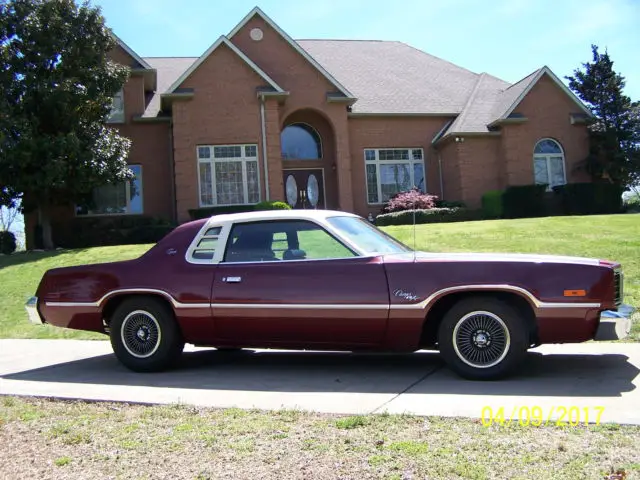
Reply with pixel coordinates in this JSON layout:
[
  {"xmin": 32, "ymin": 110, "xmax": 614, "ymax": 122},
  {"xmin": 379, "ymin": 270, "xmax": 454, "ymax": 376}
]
[
  {"xmin": 25, "ymin": 296, "xmax": 45, "ymax": 325},
  {"xmin": 594, "ymin": 304, "xmax": 635, "ymax": 341}
]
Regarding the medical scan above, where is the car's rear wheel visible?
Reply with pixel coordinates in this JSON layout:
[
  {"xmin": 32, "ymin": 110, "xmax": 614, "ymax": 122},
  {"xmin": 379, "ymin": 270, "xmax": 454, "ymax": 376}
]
[
  {"xmin": 437, "ymin": 297, "xmax": 528, "ymax": 380},
  {"xmin": 109, "ymin": 297, "xmax": 184, "ymax": 372}
]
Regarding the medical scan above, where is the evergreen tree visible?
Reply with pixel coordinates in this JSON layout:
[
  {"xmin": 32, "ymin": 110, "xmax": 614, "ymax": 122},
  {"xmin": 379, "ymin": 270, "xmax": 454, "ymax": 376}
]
[{"xmin": 566, "ymin": 45, "xmax": 640, "ymax": 189}]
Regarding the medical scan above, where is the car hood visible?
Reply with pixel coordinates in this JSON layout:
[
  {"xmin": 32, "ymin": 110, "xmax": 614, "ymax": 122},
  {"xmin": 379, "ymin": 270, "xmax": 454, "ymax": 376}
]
[{"xmin": 382, "ymin": 251, "xmax": 602, "ymax": 266}]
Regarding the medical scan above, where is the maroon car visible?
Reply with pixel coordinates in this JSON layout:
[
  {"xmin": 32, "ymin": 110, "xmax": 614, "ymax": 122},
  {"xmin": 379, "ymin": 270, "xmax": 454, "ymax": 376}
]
[{"xmin": 25, "ymin": 210, "xmax": 633, "ymax": 380}]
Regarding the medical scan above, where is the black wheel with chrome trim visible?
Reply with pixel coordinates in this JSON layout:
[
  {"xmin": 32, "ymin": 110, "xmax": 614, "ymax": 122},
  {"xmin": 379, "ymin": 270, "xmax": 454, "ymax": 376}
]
[
  {"xmin": 109, "ymin": 297, "xmax": 184, "ymax": 372},
  {"xmin": 438, "ymin": 297, "xmax": 528, "ymax": 380}
]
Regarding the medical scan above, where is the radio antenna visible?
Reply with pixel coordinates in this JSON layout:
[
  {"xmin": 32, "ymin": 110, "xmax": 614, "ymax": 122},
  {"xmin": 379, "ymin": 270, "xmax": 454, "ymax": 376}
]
[{"xmin": 412, "ymin": 191, "xmax": 417, "ymax": 261}]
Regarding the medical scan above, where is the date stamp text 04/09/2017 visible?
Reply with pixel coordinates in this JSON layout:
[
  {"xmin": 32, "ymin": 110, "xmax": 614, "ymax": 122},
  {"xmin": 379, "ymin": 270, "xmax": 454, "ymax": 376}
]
[{"xmin": 480, "ymin": 406, "xmax": 606, "ymax": 427}]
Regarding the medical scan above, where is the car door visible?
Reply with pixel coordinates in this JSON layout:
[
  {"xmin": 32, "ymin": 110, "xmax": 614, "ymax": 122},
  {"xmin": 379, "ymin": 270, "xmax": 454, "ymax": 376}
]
[{"xmin": 211, "ymin": 219, "xmax": 390, "ymax": 348}]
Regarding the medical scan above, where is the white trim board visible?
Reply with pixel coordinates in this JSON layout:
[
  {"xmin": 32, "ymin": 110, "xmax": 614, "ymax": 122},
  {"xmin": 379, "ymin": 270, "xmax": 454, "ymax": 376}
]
[
  {"xmin": 496, "ymin": 66, "xmax": 592, "ymax": 121},
  {"xmin": 166, "ymin": 36, "xmax": 285, "ymax": 94},
  {"xmin": 111, "ymin": 32, "xmax": 152, "ymax": 70},
  {"xmin": 228, "ymin": 7, "xmax": 356, "ymax": 100}
]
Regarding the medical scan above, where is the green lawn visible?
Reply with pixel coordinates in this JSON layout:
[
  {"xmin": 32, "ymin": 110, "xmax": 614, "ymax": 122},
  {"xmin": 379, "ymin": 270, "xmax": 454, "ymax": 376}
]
[
  {"xmin": 0, "ymin": 245, "xmax": 149, "ymax": 339},
  {"xmin": 0, "ymin": 214, "xmax": 638, "ymax": 340}
]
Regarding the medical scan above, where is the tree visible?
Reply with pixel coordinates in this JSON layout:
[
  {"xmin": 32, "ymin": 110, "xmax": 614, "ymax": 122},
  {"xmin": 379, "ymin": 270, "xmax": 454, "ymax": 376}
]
[
  {"xmin": 0, "ymin": 0, "xmax": 133, "ymax": 249},
  {"xmin": 566, "ymin": 45, "xmax": 640, "ymax": 189}
]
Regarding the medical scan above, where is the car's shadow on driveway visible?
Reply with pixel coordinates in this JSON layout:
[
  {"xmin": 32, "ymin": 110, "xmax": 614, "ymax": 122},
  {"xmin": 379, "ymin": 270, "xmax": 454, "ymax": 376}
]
[{"xmin": 3, "ymin": 349, "xmax": 638, "ymax": 397}]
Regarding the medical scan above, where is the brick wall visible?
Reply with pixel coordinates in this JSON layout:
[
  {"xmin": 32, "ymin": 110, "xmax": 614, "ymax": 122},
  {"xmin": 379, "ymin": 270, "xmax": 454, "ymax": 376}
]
[
  {"xmin": 500, "ymin": 74, "xmax": 590, "ymax": 187},
  {"xmin": 231, "ymin": 16, "xmax": 354, "ymax": 212},
  {"xmin": 347, "ymin": 116, "xmax": 451, "ymax": 217},
  {"xmin": 171, "ymin": 43, "xmax": 265, "ymax": 222}
]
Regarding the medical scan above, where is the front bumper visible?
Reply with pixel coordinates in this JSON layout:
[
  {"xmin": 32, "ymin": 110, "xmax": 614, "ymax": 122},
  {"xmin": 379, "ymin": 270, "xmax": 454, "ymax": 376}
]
[
  {"xmin": 594, "ymin": 304, "xmax": 635, "ymax": 341},
  {"xmin": 25, "ymin": 296, "xmax": 45, "ymax": 325}
]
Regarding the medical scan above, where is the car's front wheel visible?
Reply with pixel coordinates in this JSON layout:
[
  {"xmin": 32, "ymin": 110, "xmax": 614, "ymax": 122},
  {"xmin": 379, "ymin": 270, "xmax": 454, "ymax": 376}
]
[
  {"xmin": 437, "ymin": 297, "xmax": 529, "ymax": 380},
  {"xmin": 109, "ymin": 297, "xmax": 184, "ymax": 372}
]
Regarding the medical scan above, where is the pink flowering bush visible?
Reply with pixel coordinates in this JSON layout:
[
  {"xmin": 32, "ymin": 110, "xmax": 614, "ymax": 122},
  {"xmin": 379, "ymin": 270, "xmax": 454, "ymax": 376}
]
[{"xmin": 382, "ymin": 188, "xmax": 438, "ymax": 213}]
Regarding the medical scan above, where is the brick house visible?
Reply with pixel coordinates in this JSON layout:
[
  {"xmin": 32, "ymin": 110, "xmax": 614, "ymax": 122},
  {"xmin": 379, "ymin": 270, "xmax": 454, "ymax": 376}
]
[{"xmin": 26, "ymin": 6, "xmax": 593, "ymax": 246}]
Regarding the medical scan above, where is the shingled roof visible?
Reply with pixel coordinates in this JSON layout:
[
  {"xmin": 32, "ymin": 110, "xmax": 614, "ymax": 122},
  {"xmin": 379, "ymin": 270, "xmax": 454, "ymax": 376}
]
[
  {"xmin": 297, "ymin": 40, "xmax": 479, "ymax": 115},
  {"xmin": 138, "ymin": 39, "xmax": 590, "ymax": 131},
  {"xmin": 142, "ymin": 57, "xmax": 197, "ymax": 117}
]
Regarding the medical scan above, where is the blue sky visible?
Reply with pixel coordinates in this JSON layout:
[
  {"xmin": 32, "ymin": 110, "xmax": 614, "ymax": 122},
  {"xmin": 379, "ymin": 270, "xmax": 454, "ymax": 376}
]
[{"xmin": 95, "ymin": 0, "xmax": 640, "ymax": 100}]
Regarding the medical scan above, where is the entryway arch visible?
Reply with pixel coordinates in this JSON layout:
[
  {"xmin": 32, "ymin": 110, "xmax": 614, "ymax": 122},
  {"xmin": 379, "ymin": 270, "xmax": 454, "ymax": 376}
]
[{"xmin": 280, "ymin": 109, "xmax": 337, "ymax": 209}]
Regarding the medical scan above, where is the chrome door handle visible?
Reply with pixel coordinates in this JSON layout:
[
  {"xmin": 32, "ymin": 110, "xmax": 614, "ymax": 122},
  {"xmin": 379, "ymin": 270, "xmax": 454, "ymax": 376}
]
[{"xmin": 223, "ymin": 276, "xmax": 242, "ymax": 283}]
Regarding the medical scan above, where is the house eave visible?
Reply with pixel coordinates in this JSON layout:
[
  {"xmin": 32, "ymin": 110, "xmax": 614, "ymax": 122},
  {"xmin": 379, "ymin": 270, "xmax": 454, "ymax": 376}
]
[
  {"xmin": 161, "ymin": 92, "xmax": 195, "ymax": 100},
  {"xmin": 326, "ymin": 93, "xmax": 358, "ymax": 104},
  {"xmin": 347, "ymin": 112, "xmax": 459, "ymax": 118},
  {"xmin": 433, "ymin": 130, "xmax": 502, "ymax": 146},
  {"xmin": 130, "ymin": 67, "xmax": 157, "ymax": 91},
  {"xmin": 487, "ymin": 116, "xmax": 529, "ymax": 128},
  {"xmin": 132, "ymin": 115, "xmax": 172, "ymax": 123}
]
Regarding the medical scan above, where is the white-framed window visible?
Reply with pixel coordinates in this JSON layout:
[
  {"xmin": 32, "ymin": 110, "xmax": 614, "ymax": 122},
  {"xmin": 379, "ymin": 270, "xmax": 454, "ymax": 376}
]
[
  {"xmin": 533, "ymin": 138, "xmax": 566, "ymax": 190},
  {"xmin": 107, "ymin": 88, "xmax": 125, "ymax": 123},
  {"xmin": 76, "ymin": 165, "xmax": 143, "ymax": 216},
  {"xmin": 197, "ymin": 144, "xmax": 261, "ymax": 207},
  {"xmin": 364, "ymin": 148, "xmax": 425, "ymax": 204}
]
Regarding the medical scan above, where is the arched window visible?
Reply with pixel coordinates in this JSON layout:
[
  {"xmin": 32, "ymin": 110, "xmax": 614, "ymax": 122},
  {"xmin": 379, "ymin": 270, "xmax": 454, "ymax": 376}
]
[
  {"xmin": 533, "ymin": 138, "xmax": 566, "ymax": 190},
  {"xmin": 281, "ymin": 123, "xmax": 322, "ymax": 160}
]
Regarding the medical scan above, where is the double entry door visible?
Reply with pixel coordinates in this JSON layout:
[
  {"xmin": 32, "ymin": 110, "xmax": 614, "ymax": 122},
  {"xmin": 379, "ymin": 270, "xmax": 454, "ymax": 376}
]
[{"xmin": 283, "ymin": 168, "xmax": 325, "ymax": 209}]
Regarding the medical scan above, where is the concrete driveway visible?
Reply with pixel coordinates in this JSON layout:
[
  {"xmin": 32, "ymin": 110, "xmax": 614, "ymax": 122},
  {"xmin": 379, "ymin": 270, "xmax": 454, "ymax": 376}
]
[{"xmin": 1, "ymin": 339, "xmax": 639, "ymax": 425}]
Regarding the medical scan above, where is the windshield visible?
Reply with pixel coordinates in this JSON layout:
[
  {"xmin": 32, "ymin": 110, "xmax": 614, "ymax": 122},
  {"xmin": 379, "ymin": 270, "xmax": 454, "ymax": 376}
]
[{"xmin": 326, "ymin": 216, "xmax": 412, "ymax": 254}]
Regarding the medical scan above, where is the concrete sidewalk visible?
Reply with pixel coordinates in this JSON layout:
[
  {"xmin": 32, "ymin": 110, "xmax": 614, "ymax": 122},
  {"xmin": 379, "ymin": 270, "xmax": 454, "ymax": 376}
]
[{"xmin": 1, "ymin": 339, "xmax": 639, "ymax": 424}]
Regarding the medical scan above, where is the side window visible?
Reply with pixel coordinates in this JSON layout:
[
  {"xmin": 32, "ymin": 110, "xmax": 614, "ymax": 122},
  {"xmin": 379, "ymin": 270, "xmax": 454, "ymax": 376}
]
[
  {"xmin": 107, "ymin": 88, "xmax": 125, "ymax": 123},
  {"xmin": 297, "ymin": 225, "xmax": 355, "ymax": 260},
  {"xmin": 223, "ymin": 220, "xmax": 356, "ymax": 263},
  {"xmin": 191, "ymin": 226, "xmax": 221, "ymax": 261}
]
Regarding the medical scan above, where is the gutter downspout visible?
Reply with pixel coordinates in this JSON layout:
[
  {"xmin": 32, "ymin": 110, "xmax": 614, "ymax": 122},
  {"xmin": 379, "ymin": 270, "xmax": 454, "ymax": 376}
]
[
  {"xmin": 438, "ymin": 151, "xmax": 444, "ymax": 200},
  {"xmin": 259, "ymin": 96, "xmax": 270, "ymax": 200},
  {"xmin": 169, "ymin": 119, "xmax": 178, "ymax": 223}
]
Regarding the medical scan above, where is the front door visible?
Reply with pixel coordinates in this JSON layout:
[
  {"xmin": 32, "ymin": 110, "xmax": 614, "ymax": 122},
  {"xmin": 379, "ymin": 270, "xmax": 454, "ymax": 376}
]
[{"xmin": 283, "ymin": 169, "xmax": 325, "ymax": 209}]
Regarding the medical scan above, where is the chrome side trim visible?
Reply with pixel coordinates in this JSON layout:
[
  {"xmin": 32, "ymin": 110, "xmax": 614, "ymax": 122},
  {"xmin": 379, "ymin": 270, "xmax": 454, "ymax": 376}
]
[
  {"xmin": 44, "ymin": 288, "xmax": 211, "ymax": 310},
  {"xmin": 43, "ymin": 285, "xmax": 602, "ymax": 313},
  {"xmin": 388, "ymin": 285, "xmax": 601, "ymax": 311},
  {"xmin": 211, "ymin": 303, "xmax": 388, "ymax": 310},
  {"xmin": 538, "ymin": 302, "xmax": 601, "ymax": 309}
]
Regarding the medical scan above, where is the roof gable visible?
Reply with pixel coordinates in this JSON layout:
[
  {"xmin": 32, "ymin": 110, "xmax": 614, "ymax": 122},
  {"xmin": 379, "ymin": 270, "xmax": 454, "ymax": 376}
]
[
  {"xmin": 166, "ymin": 36, "xmax": 284, "ymax": 94},
  {"xmin": 492, "ymin": 66, "xmax": 592, "ymax": 123},
  {"xmin": 436, "ymin": 73, "xmax": 509, "ymax": 139},
  {"xmin": 228, "ymin": 7, "xmax": 355, "ymax": 100},
  {"xmin": 111, "ymin": 32, "xmax": 152, "ymax": 70},
  {"xmin": 436, "ymin": 66, "xmax": 593, "ymax": 141}
]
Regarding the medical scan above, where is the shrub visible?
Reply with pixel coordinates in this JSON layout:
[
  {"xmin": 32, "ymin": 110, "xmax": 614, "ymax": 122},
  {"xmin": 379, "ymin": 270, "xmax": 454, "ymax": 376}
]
[
  {"xmin": 435, "ymin": 199, "xmax": 466, "ymax": 209},
  {"xmin": 382, "ymin": 188, "xmax": 438, "ymax": 213},
  {"xmin": 0, "ymin": 231, "xmax": 17, "ymax": 254},
  {"xmin": 553, "ymin": 183, "xmax": 623, "ymax": 215},
  {"xmin": 188, "ymin": 205, "xmax": 255, "ymax": 220},
  {"xmin": 502, "ymin": 184, "xmax": 548, "ymax": 218},
  {"xmin": 188, "ymin": 202, "xmax": 292, "ymax": 220},
  {"xmin": 375, "ymin": 207, "xmax": 481, "ymax": 226},
  {"xmin": 51, "ymin": 216, "xmax": 175, "ymax": 249},
  {"xmin": 254, "ymin": 201, "xmax": 291, "ymax": 210},
  {"xmin": 624, "ymin": 193, "xmax": 640, "ymax": 212},
  {"xmin": 481, "ymin": 190, "xmax": 504, "ymax": 219}
]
